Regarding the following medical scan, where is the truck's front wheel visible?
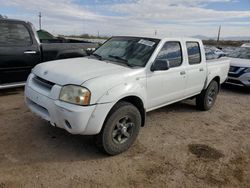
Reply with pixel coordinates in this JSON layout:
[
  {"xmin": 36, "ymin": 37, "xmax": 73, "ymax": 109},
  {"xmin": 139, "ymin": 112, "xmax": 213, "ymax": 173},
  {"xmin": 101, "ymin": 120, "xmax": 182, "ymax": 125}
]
[
  {"xmin": 96, "ymin": 102, "xmax": 141, "ymax": 155},
  {"xmin": 196, "ymin": 80, "xmax": 219, "ymax": 111}
]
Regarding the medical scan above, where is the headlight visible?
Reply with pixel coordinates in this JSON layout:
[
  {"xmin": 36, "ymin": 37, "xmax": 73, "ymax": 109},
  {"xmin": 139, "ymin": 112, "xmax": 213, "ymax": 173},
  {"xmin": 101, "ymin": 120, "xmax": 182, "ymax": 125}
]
[
  {"xmin": 59, "ymin": 85, "xmax": 91, "ymax": 106},
  {"xmin": 244, "ymin": 68, "xmax": 250, "ymax": 73}
]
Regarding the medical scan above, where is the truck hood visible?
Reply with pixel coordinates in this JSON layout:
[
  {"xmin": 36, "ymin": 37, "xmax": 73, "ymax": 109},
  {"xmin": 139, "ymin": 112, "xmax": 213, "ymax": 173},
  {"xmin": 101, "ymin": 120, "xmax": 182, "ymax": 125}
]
[
  {"xmin": 229, "ymin": 58, "xmax": 250, "ymax": 68},
  {"xmin": 33, "ymin": 57, "xmax": 131, "ymax": 85}
]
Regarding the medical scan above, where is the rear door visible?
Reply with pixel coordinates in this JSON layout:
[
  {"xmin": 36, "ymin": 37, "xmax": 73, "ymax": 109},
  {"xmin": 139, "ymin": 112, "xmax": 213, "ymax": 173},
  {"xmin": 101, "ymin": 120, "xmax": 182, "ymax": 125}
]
[
  {"xmin": 185, "ymin": 41, "xmax": 207, "ymax": 96},
  {"xmin": 0, "ymin": 21, "xmax": 41, "ymax": 85}
]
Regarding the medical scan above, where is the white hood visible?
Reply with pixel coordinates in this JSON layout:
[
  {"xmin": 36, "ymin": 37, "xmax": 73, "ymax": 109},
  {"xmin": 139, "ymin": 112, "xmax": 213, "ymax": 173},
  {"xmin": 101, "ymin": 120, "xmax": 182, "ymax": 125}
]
[
  {"xmin": 33, "ymin": 57, "xmax": 131, "ymax": 85},
  {"xmin": 229, "ymin": 58, "xmax": 250, "ymax": 68}
]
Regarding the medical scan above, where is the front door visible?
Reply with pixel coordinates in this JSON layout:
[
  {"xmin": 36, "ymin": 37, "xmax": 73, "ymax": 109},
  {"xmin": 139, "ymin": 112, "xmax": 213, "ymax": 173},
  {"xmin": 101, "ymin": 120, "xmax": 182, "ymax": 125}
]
[{"xmin": 146, "ymin": 41, "xmax": 187, "ymax": 110}]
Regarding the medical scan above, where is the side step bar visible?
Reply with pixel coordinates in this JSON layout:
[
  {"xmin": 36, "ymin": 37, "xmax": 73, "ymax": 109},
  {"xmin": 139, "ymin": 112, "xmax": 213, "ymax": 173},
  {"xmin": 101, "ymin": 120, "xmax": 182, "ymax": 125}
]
[{"xmin": 0, "ymin": 82, "xmax": 26, "ymax": 89}]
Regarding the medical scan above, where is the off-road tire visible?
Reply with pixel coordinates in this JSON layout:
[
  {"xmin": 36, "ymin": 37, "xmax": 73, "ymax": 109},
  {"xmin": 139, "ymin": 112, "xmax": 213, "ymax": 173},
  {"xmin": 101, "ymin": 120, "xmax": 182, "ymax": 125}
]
[
  {"xmin": 196, "ymin": 80, "xmax": 219, "ymax": 111},
  {"xmin": 96, "ymin": 101, "xmax": 141, "ymax": 155}
]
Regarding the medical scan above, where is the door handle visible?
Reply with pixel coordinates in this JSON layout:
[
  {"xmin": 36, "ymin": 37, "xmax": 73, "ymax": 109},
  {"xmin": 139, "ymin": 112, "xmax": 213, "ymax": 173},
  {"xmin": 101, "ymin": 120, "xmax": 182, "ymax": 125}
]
[
  {"xmin": 24, "ymin": 51, "xmax": 37, "ymax": 54},
  {"xmin": 180, "ymin": 71, "xmax": 186, "ymax": 75},
  {"xmin": 199, "ymin": 68, "xmax": 204, "ymax": 72}
]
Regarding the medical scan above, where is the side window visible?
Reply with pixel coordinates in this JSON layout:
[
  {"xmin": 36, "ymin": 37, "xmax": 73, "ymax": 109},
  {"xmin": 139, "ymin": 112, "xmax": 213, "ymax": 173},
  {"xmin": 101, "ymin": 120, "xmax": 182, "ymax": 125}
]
[
  {"xmin": 186, "ymin": 42, "xmax": 201, "ymax": 65},
  {"xmin": 0, "ymin": 22, "xmax": 31, "ymax": 46},
  {"xmin": 156, "ymin": 42, "xmax": 182, "ymax": 68}
]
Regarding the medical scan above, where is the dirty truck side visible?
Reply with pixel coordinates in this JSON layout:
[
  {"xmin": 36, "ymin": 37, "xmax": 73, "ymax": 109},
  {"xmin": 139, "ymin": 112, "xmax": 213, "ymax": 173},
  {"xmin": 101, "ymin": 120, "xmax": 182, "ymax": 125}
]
[{"xmin": 25, "ymin": 36, "xmax": 230, "ymax": 155}]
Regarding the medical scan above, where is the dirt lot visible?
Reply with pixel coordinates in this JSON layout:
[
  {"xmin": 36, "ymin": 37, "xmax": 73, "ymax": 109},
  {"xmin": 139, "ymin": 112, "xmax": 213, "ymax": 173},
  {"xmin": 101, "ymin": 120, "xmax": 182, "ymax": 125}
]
[{"xmin": 0, "ymin": 85, "xmax": 249, "ymax": 188}]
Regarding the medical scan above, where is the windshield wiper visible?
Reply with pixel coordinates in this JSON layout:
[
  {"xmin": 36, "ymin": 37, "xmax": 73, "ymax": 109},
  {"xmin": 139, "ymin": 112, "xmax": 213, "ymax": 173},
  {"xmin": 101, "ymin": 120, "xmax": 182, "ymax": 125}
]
[
  {"xmin": 91, "ymin": 53, "xmax": 103, "ymax": 60},
  {"xmin": 109, "ymin": 55, "xmax": 128, "ymax": 63},
  {"xmin": 108, "ymin": 55, "xmax": 136, "ymax": 67}
]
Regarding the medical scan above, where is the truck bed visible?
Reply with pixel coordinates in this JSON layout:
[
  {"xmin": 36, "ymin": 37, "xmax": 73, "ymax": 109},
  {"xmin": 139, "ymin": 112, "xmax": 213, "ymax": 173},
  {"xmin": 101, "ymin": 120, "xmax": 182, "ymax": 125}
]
[{"xmin": 206, "ymin": 57, "xmax": 230, "ymax": 86}]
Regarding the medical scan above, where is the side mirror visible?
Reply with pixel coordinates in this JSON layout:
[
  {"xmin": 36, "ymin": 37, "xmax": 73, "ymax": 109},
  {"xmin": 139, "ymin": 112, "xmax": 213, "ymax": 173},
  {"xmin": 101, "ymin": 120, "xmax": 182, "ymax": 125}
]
[
  {"xmin": 86, "ymin": 48, "xmax": 96, "ymax": 55},
  {"xmin": 151, "ymin": 59, "xmax": 170, "ymax": 72}
]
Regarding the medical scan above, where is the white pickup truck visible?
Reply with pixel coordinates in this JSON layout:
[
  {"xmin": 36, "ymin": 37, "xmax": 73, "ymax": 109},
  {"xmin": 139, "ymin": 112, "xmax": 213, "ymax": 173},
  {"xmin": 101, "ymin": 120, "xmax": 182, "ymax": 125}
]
[{"xmin": 25, "ymin": 36, "xmax": 230, "ymax": 155}]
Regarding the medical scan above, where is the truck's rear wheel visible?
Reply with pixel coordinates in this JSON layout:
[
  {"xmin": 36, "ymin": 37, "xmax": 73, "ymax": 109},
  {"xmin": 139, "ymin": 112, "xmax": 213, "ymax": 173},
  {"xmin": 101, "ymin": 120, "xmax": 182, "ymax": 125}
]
[
  {"xmin": 196, "ymin": 80, "xmax": 219, "ymax": 111},
  {"xmin": 96, "ymin": 101, "xmax": 141, "ymax": 155}
]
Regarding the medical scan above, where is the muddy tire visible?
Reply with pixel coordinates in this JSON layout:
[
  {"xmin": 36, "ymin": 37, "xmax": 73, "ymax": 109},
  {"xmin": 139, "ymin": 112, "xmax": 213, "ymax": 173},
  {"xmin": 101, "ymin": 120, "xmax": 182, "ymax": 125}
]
[
  {"xmin": 96, "ymin": 101, "xmax": 141, "ymax": 155},
  {"xmin": 196, "ymin": 80, "xmax": 219, "ymax": 111}
]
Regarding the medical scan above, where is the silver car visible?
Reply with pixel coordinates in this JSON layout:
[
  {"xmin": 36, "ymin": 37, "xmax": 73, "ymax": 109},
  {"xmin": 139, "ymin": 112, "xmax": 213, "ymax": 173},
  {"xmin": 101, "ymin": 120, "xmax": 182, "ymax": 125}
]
[{"xmin": 226, "ymin": 47, "xmax": 250, "ymax": 88}]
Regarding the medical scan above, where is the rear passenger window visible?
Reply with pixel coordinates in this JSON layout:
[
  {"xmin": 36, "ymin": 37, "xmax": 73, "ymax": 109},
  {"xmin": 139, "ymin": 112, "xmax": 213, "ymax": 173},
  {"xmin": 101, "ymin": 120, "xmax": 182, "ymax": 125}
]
[
  {"xmin": 156, "ymin": 42, "xmax": 182, "ymax": 68},
  {"xmin": 0, "ymin": 22, "xmax": 31, "ymax": 46},
  {"xmin": 186, "ymin": 42, "xmax": 201, "ymax": 65}
]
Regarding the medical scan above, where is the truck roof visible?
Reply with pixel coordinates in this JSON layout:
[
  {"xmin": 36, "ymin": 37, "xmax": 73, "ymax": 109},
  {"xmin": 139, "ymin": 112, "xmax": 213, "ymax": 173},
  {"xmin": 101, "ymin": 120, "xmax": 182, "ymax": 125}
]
[
  {"xmin": 113, "ymin": 35, "xmax": 201, "ymax": 42},
  {"xmin": 0, "ymin": 18, "xmax": 28, "ymax": 24}
]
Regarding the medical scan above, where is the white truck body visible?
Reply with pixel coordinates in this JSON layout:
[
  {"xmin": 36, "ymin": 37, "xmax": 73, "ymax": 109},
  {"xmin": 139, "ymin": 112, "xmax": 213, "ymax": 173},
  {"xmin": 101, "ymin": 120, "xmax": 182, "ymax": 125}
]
[{"xmin": 25, "ymin": 37, "xmax": 230, "ymax": 137}]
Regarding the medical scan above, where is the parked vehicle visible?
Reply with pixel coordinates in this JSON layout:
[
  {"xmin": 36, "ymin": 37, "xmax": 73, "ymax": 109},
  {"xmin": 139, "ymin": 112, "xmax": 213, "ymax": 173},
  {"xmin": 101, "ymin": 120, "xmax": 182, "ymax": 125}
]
[
  {"xmin": 241, "ymin": 43, "xmax": 250, "ymax": 48},
  {"xmin": 0, "ymin": 19, "xmax": 98, "ymax": 89},
  {"xmin": 226, "ymin": 47, "xmax": 250, "ymax": 87},
  {"xmin": 213, "ymin": 47, "xmax": 226, "ymax": 57},
  {"xmin": 205, "ymin": 46, "xmax": 226, "ymax": 60},
  {"xmin": 205, "ymin": 47, "xmax": 221, "ymax": 60},
  {"xmin": 37, "ymin": 29, "xmax": 96, "ymax": 44},
  {"xmin": 25, "ymin": 36, "xmax": 230, "ymax": 155}
]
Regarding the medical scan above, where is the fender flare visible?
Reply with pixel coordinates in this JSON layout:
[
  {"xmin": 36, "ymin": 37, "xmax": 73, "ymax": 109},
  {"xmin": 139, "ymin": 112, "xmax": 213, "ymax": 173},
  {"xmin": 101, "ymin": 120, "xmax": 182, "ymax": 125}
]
[
  {"xmin": 95, "ymin": 83, "xmax": 147, "ymax": 127},
  {"xmin": 203, "ymin": 76, "xmax": 220, "ymax": 90}
]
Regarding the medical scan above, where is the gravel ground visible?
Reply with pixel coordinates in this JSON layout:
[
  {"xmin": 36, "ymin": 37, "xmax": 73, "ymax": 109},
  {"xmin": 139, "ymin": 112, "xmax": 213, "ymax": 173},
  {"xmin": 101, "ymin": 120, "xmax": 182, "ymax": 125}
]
[{"xmin": 0, "ymin": 85, "xmax": 249, "ymax": 188}]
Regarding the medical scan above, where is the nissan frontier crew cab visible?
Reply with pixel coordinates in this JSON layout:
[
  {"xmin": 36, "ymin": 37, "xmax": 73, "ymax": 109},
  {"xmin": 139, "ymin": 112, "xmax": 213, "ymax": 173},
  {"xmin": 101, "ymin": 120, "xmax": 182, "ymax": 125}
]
[{"xmin": 25, "ymin": 36, "xmax": 230, "ymax": 155}]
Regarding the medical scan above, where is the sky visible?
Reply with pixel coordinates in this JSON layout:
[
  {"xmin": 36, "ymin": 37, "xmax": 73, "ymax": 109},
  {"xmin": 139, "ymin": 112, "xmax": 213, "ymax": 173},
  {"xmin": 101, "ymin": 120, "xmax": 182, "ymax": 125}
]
[{"xmin": 0, "ymin": 0, "xmax": 250, "ymax": 38}]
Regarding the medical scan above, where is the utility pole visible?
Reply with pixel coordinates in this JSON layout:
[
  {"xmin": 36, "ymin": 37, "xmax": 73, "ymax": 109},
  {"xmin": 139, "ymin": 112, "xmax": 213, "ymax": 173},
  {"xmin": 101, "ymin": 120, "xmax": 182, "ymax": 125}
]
[
  {"xmin": 39, "ymin": 12, "xmax": 42, "ymax": 30},
  {"xmin": 217, "ymin": 25, "xmax": 221, "ymax": 43}
]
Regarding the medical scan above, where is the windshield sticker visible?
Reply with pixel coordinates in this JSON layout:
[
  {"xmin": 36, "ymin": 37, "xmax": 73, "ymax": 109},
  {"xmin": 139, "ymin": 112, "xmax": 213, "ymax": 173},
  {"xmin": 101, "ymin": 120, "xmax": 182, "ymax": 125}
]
[{"xmin": 138, "ymin": 39, "xmax": 155, "ymax": 47}]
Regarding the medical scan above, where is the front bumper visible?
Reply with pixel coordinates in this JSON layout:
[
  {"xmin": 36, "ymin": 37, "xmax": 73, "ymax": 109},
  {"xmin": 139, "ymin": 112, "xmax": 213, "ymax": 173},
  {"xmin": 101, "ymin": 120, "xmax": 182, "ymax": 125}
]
[
  {"xmin": 25, "ymin": 74, "xmax": 115, "ymax": 135},
  {"xmin": 226, "ymin": 72, "xmax": 250, "ymax": 87}
]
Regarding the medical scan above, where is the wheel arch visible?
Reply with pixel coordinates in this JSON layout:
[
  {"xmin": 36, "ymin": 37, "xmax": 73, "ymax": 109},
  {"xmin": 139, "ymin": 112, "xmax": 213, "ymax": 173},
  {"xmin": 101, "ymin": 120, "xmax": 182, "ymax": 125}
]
[
  {"xmin": 213, "ymin": 76, "xmax": 220, "ymax": 85},
  {"xmin": 117, "ymin": 96, "xmax": 146, "ymax": 127},
  {"xmin": 197, "ymin": 76, "xmax": 220, "ymax": 111},
  {"xmin": 204, "ymin": 75, "xmax": 221, "ymax": 90},
  {"xmin": 103, "ymin": 95, "xmax": 146, "ymax": 128},
  {"xmin": 211, "ymin": 76, "xmax": 221, "ymax": 92}
]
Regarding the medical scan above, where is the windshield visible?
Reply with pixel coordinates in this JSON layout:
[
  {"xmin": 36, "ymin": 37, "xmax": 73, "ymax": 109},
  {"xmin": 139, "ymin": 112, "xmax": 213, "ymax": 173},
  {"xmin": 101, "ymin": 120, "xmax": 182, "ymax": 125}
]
[
  {"xmin": 93, "ymin": 37, "xmax": 160, "ymax": 67},
  {"xmin": 227, "ymin": 47, "xmax": 250, "ymax": 60}
]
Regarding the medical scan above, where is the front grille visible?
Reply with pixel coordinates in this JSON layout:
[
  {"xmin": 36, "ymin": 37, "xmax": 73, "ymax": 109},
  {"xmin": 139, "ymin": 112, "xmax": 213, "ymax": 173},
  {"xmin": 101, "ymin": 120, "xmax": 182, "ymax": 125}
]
[
  {"xmin": 228, "ymin": 66, "xmax": 246, "ymax": 78},
  {"xmin": 33, "ymin": 76, "xmax": 55, "ymax": 90},
  {"xmin": 226, "ymin": 79, "xmax": 244, "ymax": 86},
  {"xmin": 229, "ymin": 66, "xmax": 240, "ymax": 73},
  {"xmin": 26, "ymin": 98, "xmax": 50, "ymax": 121}
]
